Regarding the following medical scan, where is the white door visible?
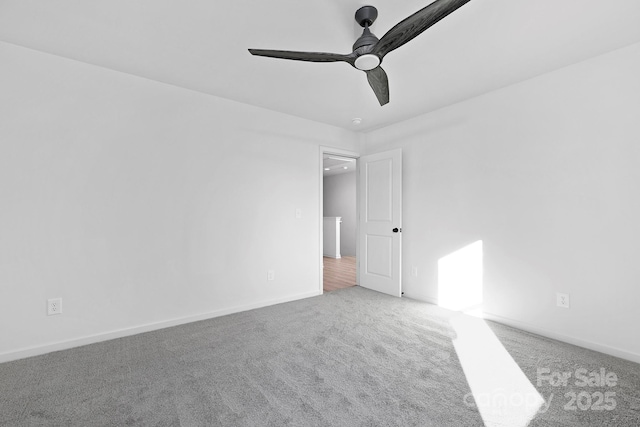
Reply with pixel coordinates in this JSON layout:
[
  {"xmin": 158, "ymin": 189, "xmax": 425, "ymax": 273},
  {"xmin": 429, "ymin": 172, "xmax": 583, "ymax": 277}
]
[{"xmin": 358, "ymin": 149, "xmax": 402, "ymax": 297}]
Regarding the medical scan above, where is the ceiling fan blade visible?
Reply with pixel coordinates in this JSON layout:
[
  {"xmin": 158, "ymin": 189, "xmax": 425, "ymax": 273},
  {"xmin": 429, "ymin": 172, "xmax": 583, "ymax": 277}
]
[
  {"xmin": 372, "ymin": 0, "xmax": 471, "ymax": 59},
  {"xmin": 248, "ymin": 49, "xmax": 353, "ymax": 64},
  {"xmin": 365, "ymin": 66, "xmax": 389, "ymax": 106}
]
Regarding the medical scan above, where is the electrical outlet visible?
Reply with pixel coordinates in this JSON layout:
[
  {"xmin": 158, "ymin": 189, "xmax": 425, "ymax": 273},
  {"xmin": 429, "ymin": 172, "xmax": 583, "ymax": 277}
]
[
  {"xmin": 556, "ymin": 293, "xmax": 570, "ymax": 309},
  {"xmin": 267, "ymin": 270, "xmax": 275, "ymax": 281},
  {"xmin": 47, "ymin": 298, "xmax": 63, "ymax": 315}
]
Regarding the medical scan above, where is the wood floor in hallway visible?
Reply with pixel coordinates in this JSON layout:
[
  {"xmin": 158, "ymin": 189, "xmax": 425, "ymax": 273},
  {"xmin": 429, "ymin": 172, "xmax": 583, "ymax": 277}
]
[{"xmin": 323, "ymin": 256, "xmax": 356, "ymax": 292}]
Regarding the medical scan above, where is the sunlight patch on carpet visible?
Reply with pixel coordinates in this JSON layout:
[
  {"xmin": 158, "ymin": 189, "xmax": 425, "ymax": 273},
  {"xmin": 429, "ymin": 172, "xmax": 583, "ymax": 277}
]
[{"xmin": 451, "ymin": 315, "xmax": 547, "ymax": 426}]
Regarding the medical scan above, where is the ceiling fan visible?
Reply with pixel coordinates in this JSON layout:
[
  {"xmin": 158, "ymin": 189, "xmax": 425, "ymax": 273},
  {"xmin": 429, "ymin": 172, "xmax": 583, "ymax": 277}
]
[{"xmin": 248, "ymin": 0, "xmax": 472, "ymax": 106}]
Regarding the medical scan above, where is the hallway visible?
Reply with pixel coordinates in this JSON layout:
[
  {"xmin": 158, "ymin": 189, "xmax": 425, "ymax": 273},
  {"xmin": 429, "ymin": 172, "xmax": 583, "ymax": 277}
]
[{"xmin": 323, "ymin": 256, "xmax": 356, "ymax": 292}]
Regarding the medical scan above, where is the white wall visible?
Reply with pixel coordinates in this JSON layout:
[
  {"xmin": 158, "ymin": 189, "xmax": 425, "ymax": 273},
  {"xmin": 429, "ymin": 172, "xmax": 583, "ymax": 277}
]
[
  {"xmin": 365, "ymin": 42, "xmax": 640, "ymax": 362},
  {"xmin": 323, "ymin": 172, "xmax": 356, "ymax": 256},
  {"xmin": 4, "ymin": 36, "xmax": 639, "ymax": 364},
  {"xmin": 0, "ymin": 42, "xmax": 358, "ymax": 361}
]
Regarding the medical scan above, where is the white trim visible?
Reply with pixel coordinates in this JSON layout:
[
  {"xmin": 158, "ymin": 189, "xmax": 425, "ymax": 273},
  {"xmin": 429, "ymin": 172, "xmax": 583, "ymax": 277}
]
[
  {"xmin": 320, "ymin": 146, "xmax": 360, "ymax": 158},
  {"xmin": 0, "ymin": 290, "xmax": 320, "ymax": 364},
  {"xmin": 482, "ymin": 311, "xmax": 640, "ymax": 364},
  {"xmin": 406, "ymin": 294, "xmax": 438, "ymax": 305}
]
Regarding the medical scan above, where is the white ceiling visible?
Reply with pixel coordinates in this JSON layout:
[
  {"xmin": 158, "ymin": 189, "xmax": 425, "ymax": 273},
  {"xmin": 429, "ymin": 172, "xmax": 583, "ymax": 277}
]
[
  {"xmin": 1, "ymin": 0, "xmax": 640, "ymax": 132},
  {"xmin": 323, "ymin": 155, "xmax": 356, "ymax": 177}
]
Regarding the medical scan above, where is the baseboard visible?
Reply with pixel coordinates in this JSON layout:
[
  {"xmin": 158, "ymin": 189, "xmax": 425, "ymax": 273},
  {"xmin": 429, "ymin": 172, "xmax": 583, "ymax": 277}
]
[
  {"xmin": 402, "ymin": 293, "xmax": 640, "ymax": 365},
  {"xmin": 421, "ymin": 296, "xmax": 439, "ymax": 305},
  {"xmin": 402, "ymin": 291, "xmax": 438, "ymax": 306},
  {"xmin": 0, "ymin": 289, "xmax": 321, "ymax": 364},
  {"xmin": 323, "ymin": 254, "xmax": 341, "ymax": 259},
  {"xmin": 482, "ymin": 311, "xmax": 640, "ymax": 365}
]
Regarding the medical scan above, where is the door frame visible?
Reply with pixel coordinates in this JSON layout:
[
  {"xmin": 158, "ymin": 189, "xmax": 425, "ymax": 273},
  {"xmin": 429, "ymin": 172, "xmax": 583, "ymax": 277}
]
[{"xmin": 319, "ymin": 146, "xmax": 360, "ymax": 294}]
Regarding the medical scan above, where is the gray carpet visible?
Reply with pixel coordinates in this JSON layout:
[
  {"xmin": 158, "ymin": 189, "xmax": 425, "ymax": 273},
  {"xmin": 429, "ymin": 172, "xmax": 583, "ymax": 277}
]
[{"xmin": 1, "ymin": 286, "xmax": 639, "ymax": 426}]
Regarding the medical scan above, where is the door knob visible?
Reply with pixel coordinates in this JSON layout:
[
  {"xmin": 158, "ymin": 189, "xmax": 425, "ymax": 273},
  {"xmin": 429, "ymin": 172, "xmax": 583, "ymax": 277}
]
[{"xmin": 392, "ymin": 228, "xmax": 401, "ymax": 233}]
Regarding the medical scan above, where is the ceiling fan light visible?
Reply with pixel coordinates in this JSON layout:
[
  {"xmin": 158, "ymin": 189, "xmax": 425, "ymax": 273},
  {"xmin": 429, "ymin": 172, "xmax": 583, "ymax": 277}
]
[{"xmin": 354, "ymin": 54, "xmax": 380, "ymax": 71}]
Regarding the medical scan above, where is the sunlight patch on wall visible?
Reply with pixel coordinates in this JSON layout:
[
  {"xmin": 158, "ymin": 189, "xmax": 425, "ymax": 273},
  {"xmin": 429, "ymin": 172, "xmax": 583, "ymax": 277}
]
[
  {"xmin": 451, "ymin": 314, "xmax": 547, "ymax": 426},
  {"xmin": 438, "ymin": 240, "xmax": 483, "ymax": 313}
]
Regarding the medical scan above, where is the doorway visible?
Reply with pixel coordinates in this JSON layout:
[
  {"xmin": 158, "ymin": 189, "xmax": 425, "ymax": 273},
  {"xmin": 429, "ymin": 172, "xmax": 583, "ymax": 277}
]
[
  {"xmin": 319, "ymin": 147, "xmax": 403, "ymax": 296},
  {"xmin": 320, "ymin": 148, "xmax": 359, "ymax": 293}
]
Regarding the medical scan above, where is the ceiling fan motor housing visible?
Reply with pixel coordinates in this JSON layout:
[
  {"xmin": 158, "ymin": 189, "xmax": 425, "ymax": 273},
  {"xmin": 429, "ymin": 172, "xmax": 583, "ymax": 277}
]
[
  {"xmin": 352, "ymin": 27, "xmax": 379, "ymax": 50},
  {"xmin": 353, "ymin": 5, "xmax": 380, "ymax": 70},
  {"xmin": 353, "ymin": 6, "xmax": 381, "ymax": 71}
]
